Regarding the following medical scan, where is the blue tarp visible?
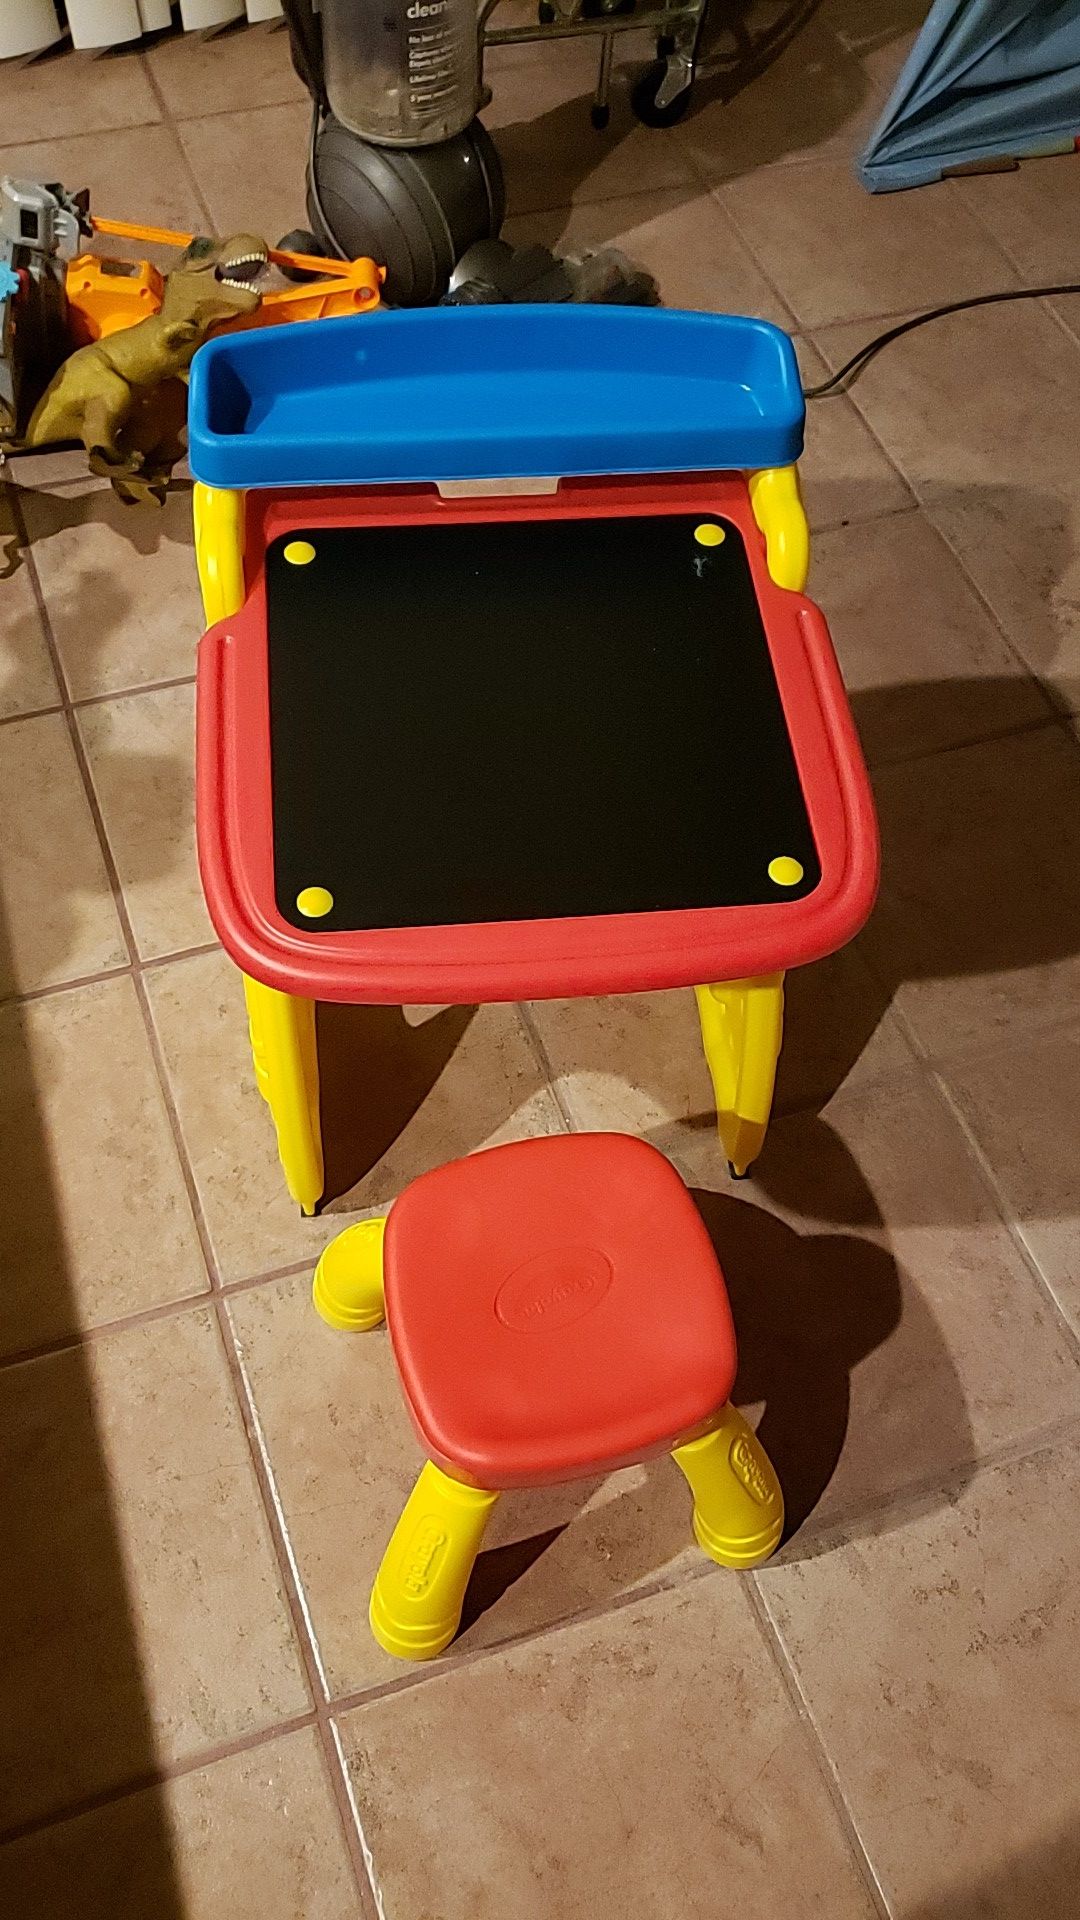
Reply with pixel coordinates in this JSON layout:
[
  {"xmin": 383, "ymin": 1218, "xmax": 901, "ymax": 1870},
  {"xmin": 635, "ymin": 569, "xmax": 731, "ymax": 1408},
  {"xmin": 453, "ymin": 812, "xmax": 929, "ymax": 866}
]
[{"xmin": 859, "ymin": 0, "xmax": 1080, "ymax": 191}]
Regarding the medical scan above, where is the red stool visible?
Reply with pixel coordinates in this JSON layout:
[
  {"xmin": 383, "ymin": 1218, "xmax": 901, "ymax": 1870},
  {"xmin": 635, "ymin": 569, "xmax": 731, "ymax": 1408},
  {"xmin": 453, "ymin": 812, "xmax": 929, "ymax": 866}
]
[{"xmin": 312, "ymin": 1133, "xmax": 784, "ymax": 1660}]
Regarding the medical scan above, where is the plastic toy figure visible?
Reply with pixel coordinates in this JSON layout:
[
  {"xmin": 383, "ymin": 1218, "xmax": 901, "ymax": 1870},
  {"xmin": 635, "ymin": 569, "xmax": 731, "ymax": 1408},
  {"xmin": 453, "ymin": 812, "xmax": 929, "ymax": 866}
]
[
  {"xmin": 0, "ymin": 175, "xmax": 383, "ymax": 504},
  {"xmin": 21, "ymin": 234, "xmax": 267, "ymax": 506}
]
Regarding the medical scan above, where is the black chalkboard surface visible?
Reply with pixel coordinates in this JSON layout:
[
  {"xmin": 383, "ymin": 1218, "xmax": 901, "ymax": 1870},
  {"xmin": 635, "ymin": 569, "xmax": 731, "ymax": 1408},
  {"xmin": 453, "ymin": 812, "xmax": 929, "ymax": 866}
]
[{"xmin": 266, "ymin": 513, "xmax": 819, "ymax": 934}]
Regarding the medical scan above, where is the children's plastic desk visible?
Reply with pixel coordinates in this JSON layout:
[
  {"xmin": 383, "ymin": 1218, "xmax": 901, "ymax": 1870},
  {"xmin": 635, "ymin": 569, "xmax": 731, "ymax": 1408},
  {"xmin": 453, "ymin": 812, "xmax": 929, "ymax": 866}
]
[{"xmin": 188, "ymin": 306, "xmax": 878, "ymax": 1215}]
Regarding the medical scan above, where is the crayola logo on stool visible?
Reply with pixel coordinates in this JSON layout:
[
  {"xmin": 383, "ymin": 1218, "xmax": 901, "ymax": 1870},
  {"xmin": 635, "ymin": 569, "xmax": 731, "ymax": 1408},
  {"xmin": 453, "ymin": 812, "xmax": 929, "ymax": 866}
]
[
  {"xmin": 403, "ymin": 1519, "xmax": 449, "ymax": 1596},
  {"xmin": 731, "ymin": 1433, "xmax": 773, "ymax": 1505},
  {"xmin": 496, "ymin": 1247, "xmax": 613, "ymax": 1333}
]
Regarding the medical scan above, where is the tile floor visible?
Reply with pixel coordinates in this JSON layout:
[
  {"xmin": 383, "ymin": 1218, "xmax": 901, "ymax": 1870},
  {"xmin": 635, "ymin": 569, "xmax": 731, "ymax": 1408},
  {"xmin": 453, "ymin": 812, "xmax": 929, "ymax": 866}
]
[{"xmin": 2, "ymin": 5, "xmax": 1080, "ymax": 1915}]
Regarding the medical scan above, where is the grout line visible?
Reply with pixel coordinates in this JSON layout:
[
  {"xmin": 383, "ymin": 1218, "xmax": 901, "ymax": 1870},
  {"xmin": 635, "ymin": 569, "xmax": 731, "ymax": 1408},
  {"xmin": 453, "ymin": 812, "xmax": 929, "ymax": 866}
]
[
  {"xmin": 139, "ymin": 938, "xmax": 221, "ymax": 972},
  {"xmin": 947, "ymin": 174, "xmax": 1080, "ymax": 319},
  {"xmin": 804, "ymin": 306, "xmax": 1080, "ymax": 711},
  {"xmin": 915, "ymin": 994, "xmax": 1080, "ymax": 1073},
  {"xmin": 699, "ymin": 184, "xmax": 799, "ymax": 334},
  {"xmin": 939, "ymin": 173, "xmax": 1036, "ymax": 286},
  {"xmin": 0, "ymin": 119, "xmax": 164, "ymax": 160},
  {"xmin": 0, "ymin": 1287, "xmax": 214, "ymax": 1373},
  {"xmin": 0, "ymin": 941, "xmax": 221, "ymax": 1013},
  {"xmin": 924, "ymin": 504, "xmax": 1079, "ymax": 716},
  {"xmin": 0, "ymin": 1256, "xmax": 321, "ymax": 1376},
  {"xmin": 870, "ymin": 706, "xmax": 1064, "ymax": 779},
  {"xmin": 0, "ymin": 1711, "xmax": 318, "ymax": 1850},
  {"xmin": 215, "ymin": 1294, "xmax": 380, "ymax": 1917},
  {"xmin": 800, "ymin": 342, "xmax": 916, "ymax": 500},
  {"xmin": 326, "ymin": 1559, "xmax": 717, "ymax": 1719},
  {"xmin": 862, "ymin": 704, "xmax": 1066, "ymax": 778},
  {"xmin": 221, "ymin": 1255, "xmax": 319, "ymax": 1296},
  {"xmin": 808, "ymin": 498, "xmax": 919, "ymax": 540},
  {"xmin": 131, "ymin": 971, "xmax": 222, "ymax": 1291},
  {"xmin": 745, "ymin": 1417, "xmax": 1080, "ymax": 1907},
  {"xmin": 5, "ymin": 960, "xmax": 1075, "ymax": 1373},
  {"xmin": 515, "ymin": 1000, "xmax": 577, "ymax": 1133},
  {"xmin": 744, "ymin": 1577, "xmax": 894, "ymax": 1919},
  {"xmin": 796, "ymin": 369, "xmax": 918, "ymax": 540},
  {"xmin": 1041, "ymin": 293, "xmax": 1080, "ymax": 356},
  {"xmin": 928, "ymin": 1065, "xmax": 1080, "ymax": 1360},
  {"xmin": 149, "ymin": 93, "xmax": 309, "ymax": 135},
  {"xmin": 71, "ymin": 673, "xmax": 197, "ymax": 711},
  {"xmin": 0, "ymin": 701, "xmax": 65, "ymax": 728},
  {"xmin": 8, "ymin": 489, "xmax": 74, "ymax": 705},
  {"xmin": 0, "ymin": 961, "xmax": 131, "ymax": 1011},
  {"xmin": 324, "ymin": 1718, "xmax": 388, "ymax": 1920},
  {"xmin": 774, "ymin": 1413, "xmax": 1080, "ymax": 1566},
  {"xmin": 7, "ymin": 492, "xmax": 148, "ymax": 988},
  {"xmin": 138, "ymin": 54, "xmax": 219, "ymax": 236},
  {"xmin": 510, "ymin": 182, "xmax": 1050, "ymax": 345},
  {"xmin": 219, "ymin": 1294, "xmax": 330, "ymax": 1698}
]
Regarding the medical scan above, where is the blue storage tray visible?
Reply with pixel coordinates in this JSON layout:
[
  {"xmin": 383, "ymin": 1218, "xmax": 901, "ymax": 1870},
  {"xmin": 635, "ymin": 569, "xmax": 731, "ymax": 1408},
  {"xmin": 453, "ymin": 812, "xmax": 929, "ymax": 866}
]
[{"xmin": 188, "ymin": 304, "xmax": 804, "ymax": 490}]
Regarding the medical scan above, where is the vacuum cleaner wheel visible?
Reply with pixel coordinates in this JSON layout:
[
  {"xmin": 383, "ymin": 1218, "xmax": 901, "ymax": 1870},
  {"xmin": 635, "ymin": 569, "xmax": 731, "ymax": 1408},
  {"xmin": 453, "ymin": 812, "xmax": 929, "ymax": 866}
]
[{"xmin": 306, "ymin": 114, "xmax": 506, "ymax": 307}]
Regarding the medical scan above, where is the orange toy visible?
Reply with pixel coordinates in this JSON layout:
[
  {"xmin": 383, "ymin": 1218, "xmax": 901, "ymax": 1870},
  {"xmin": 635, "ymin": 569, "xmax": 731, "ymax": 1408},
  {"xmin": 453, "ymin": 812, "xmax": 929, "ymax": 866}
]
[{"xmin": 65, "ymin": 215, "xmax": 383, "ymax": 346}]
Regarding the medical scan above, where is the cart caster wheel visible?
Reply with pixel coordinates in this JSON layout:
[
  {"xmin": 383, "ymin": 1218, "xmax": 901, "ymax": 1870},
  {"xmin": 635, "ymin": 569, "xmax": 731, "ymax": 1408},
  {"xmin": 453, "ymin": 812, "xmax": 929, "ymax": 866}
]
[
  {"xmin": 631, "ymin": 59, "xmax": 692, "ymax": 127},
  {"xmin": 276, "ymin": 229, "xmax": 325, "ymax": 282},
  {"xmin": 590, "ymin": 101, "xmax": 611, "ymax": 130},
  {"xmin": 538, "ymin": 1, "xmax": 555, "ymax": 18}
]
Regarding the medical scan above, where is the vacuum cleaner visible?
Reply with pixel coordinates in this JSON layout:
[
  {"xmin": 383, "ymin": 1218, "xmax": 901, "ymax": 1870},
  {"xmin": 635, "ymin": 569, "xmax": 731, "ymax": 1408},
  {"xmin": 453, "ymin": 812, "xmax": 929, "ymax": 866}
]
[
  {"xmin": 279, "ymin": 0, "xmax": 505, "ymax": 307},
  {"xmin": 279, "ymin": 0, "xmax": 663, "ymax": 309}
]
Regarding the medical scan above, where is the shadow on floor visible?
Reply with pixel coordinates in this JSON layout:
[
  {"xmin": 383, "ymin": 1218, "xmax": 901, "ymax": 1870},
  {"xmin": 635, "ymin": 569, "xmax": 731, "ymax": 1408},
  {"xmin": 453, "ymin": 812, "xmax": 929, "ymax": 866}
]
[
  {"xmin": 454, "ymin": 1120, "xmax": 964, "ymax": 1635},
  {"xmin": 317, "ymin": 1002, "xmax": 478, "ymax": 1204},
  {"xmin": 906, "ymin": 1822, "xmax": 1080, "ymax": 1920},
  {"xmin": 0, "ymin": 883, "xmax": 185, "ymax": 1904},
  {"xmin": 453, "ymin": 1128, "xmax": 968, "ymax": 1643},
  {"xmin": 493, "ymin": 0, "xmax": 921, "ymax": 225}
]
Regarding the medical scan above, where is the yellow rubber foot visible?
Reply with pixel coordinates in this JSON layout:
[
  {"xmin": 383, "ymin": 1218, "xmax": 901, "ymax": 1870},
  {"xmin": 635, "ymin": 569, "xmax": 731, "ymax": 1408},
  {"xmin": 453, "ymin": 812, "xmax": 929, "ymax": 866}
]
[
  {"xmin": 673, "ymin": 1405, "xmax": 784, "ymax": 1570},
  {"xmin": 312, "ymin": 1217, "xmax": 387, "ymax": 1331},
  {"xmin": 691, "ymin": 1498, "xmax": 784, "ymax": 1569},
  {"xmin": 369, "ymin": 1583, "xmax": 459, "ymax": 1663}
]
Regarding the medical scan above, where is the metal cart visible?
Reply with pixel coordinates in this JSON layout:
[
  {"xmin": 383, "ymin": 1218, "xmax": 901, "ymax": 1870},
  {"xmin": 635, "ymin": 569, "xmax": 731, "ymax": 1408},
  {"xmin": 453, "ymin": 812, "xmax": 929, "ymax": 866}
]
[{"xmin": 479, "ymin": 0, "xmax": 711, "ymax": 129}]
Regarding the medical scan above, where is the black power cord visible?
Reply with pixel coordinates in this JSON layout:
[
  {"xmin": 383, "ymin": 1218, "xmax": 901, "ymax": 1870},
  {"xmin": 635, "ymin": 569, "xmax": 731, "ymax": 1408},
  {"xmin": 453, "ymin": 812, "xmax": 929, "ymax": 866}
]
[{"xmin": 803, "ymin": 282, "xmax": 1080, "ymax": 399}]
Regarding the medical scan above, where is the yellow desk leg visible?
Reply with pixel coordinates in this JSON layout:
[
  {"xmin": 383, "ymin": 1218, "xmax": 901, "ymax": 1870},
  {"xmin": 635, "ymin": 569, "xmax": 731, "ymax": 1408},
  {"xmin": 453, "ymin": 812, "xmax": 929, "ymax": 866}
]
[
  {"xmin": 673, "ymin": 1405, "xmax": 784, "ymax": 1568},
  {"xmin": 748, "ymin": 465, "xmax": 810, "ymax": 593},
  {"xmin": 193, "ymin": 482, "xmax": 245, "ymax": 623},
  {"xmin": 370, "ymin": 1462, "xmax": 500, "ymax": 1661},
  {"xmin": 695, "ymin": 974, "xmax": 784, "ymax": 1178},
  {"xmin": 242, "ymin": 975, "xmax": 324, "ymax": 1216}
]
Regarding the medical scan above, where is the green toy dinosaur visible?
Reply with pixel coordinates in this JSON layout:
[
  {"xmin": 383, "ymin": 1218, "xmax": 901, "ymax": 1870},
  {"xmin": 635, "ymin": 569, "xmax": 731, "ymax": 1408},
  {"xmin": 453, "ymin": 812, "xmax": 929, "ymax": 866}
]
[{"xmin": 21, "ymin": 232, "xmax": 269, "ymax": 506}]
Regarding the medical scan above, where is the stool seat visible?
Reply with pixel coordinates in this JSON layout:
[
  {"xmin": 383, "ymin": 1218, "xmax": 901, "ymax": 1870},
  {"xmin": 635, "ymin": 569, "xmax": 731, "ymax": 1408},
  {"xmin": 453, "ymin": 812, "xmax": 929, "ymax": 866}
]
[{"xmin": 383, "ymin": 1133, "xmax": 737, "ymax": 1490}]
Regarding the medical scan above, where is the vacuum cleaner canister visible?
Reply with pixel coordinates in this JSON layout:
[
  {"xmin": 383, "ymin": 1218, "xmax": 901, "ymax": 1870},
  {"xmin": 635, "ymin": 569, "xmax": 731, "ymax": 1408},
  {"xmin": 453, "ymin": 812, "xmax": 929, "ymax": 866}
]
[
  {"xmin": 306, "ymin": 112, "xmax": 506, "ymax": 308},
  {"xmin": 320, "ymin": 0, "xmax": 481, "ymax": 147}
]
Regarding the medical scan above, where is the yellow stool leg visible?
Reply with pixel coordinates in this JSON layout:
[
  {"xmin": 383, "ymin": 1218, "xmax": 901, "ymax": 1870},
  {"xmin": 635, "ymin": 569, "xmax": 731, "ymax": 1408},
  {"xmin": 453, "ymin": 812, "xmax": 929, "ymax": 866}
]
[
  {"xmin": 673, "ymin": 1405, "xmax": 784, "ymax": 1568},
  {"xmin": 370, "ymin": 1462, "xmax": 500, "ymax": 1662},
  {"xmin": 243, "ymin": 974, "xmax": 324, "ymax": 1216},
  {"xmin": 695, "ymin": 974, "xmax": 784, "ymax": 1177},
  {"xmin": 312, "ymin": 1218, "xmax": 387, "ymax": 1331}
]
